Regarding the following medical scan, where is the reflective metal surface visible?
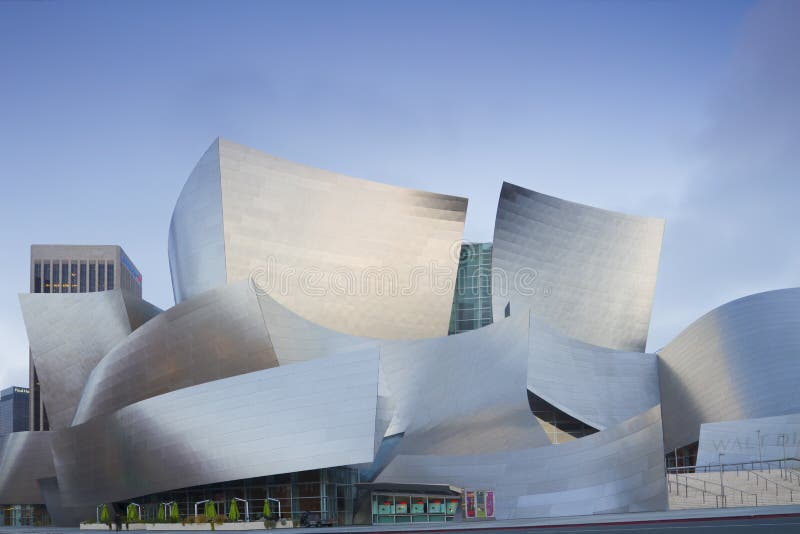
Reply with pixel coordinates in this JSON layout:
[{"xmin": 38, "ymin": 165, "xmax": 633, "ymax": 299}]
[
  {"xmin": 381, "ymin": 309, "xmax": 550, "ymax": 455},
  {"xmin": 72, "ymin": 282, "xmax": 277, "ymax": 425},
  {"xmin": 528, "ymin": 320, "xmax": 660, "ymax": 430},
  {"xmin": 658, "ymin": 288, "xmax": 800, "ymax": 451},
  {"xmin": 0, "ymin": 431, "xmax": 55, "ymax": 505},
  {"xmin": 53, "ymin": 350, "xmax": 381, "ymax": 507},
  {"xmin": 696, "ymin": 412, "xmax": 800, "ymax": 467},
  {"xmin": 492, "ymin": 182, "xmax": 664, "ymax": 352},
  {"xmin": 19, "ymin": 290, "xmax": 161, "ymax": 430},
  {"xmin": 376, "ymin": 406, "xmax": 668, "ymax": 519},
  {"xmin": 169, "ymin": 138, "xmax": 468, "ymax": 339},
  {"xmin": 168, "ymin": 139, "xmax": 227, "ymax": 304}
]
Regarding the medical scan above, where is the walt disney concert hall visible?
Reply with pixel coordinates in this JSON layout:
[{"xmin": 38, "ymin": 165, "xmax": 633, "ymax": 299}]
[{"xmin": 1, "ymin": 138, "xmax": 799, "ymax": 526}]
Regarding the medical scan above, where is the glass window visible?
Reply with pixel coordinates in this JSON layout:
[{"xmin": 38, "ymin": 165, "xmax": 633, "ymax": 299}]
[
  {"xmin": 34, "ymin": 262, "xmax": 41, "ymax": 293},
  {"xmin": 89, "ymin": 262, "xmax": 96, "ymax": 292},
  {"xmin": 98, "ymin": 262, "xmax": 105, "ymax": 291},
  {"xmin": 43, "ymin": 262, "xmax": 51, "ymax": 293},
  {"xmin": 52, "ymin": 261, "xmax": 60, "ymax": 293},
  {"xmin": 79, "ymin": 261, "xmax": 87, "ymax": 292},
  {"xmin": 70, "ymin": 261, "xmax": 78, "ymax": 291},
  {"xmin": 61, "ymin": 261, "xmax": 69, "ymax": 293},
  {"xmin": 107, "ymin": 262, "xmax": 115, "ymax": 290}
]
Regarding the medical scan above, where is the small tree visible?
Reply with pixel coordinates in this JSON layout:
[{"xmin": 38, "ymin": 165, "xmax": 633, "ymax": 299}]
[
  {"xmin": 127, "ymin": 503, "xmax": 139, "ymax": 523},
  {"xmin": 263, "ymin": 500, "xmax": 271, "ymax": 519},
  {"xmin": 228, "ymin": 500, "xmax": 240, "ymax": 522},
  {"xmin": 170, "ymin": 502, "xmax": 180, "ymax": 523},
  {"xmin": 100, "ymin": 504, "xmax": 110, "ymax": 526},
  {"xmin": 157, "ymin": 504, "xmax": 166, "ymax": 523},
  {"xmin": 205, "ymin": 501, "xmax": 217, "ymax": 521}
]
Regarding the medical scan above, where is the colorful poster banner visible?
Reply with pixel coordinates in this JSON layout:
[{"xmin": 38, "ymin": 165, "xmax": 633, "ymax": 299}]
[
  {"xmin": 464, "ymin": 491, "xmax": 476, "ymax": 518},
  {"xmin": 464, "ymin": 489, "xmax": 494, "ymax": 519}
]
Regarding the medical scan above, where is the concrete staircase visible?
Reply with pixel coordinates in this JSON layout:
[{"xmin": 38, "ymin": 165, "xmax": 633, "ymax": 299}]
[{"xmin": 668, "ymin": 467, "xmax": 800, "ymax": 510}]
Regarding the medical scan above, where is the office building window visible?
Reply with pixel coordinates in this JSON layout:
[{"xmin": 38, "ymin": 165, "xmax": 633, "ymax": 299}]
[
  {"xmin": 53, "ymin": 261, "xmax": 60, "ymax": 293},
  {"xmin": 89, "ymin": 263, "xmax": 96, "ymax": 292},
  {"xmin": 34, "ymin": 262, "xmax": 41, "ymax": 293},
  {"xmin": 98, "ymin": 262, "xmax": 105, "ymax": 291},
  {"xmin": 71, "ymin": 261, "xmax": 78, "ymax": 291},
  {"xmin": 80, "ymin": 261, "xmax": 87, "ymax": 292},
  {"xmin": 107, "ymin": 262, "xmax": 115, "ymax": 290},
  {"xmin": 43, "ymin": 263, "xmax": 51, "ymax": 293}
]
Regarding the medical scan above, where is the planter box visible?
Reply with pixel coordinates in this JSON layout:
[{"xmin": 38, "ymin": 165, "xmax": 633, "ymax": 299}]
[
  {"xmin": 81, "ymin": 524, "xmax": 147, "ymax": 531},
  {"xmin": 145, "ymin": 523, "xmax": 266, "ymax": 531}
]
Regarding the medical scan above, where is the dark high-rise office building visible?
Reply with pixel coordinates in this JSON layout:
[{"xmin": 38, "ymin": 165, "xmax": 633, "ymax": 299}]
[
  {"xmin": 448, "ymin": 242, "xmax": 493, "ymax": 335},
  {"xmin": 0, "ymin": 386, "xmax": 30, "ymax": 435},
  {"xmin": 28, "ymin": 245, "xmax": 143, "ymax": 431}
]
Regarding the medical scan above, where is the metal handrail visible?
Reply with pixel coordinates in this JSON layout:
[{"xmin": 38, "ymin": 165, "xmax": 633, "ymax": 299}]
[
  {"xmin": 743, "ymin": 469, "xmax": 798, "ymax": 501},
  {"xmin": 669, "ymin": 471, "xmax": 759, "ymax": 507},
  {"xmin": 668, "ymin": 456, "xmax": 800, "ymax": 475}
]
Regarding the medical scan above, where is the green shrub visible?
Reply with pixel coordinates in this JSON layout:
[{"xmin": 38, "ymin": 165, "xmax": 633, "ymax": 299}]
[
  {"xmin": 157, "ymin": 504, "xmax": 166, "ymax": 523},
  {"xmin": 170, "ymin": 502, "xmax": 180, "ymax": 523},
  {"xmin": 228, "ymin": 500, "xmax": 240, "ymax": 522},
  {"xmin": 99, "ymin": 504, "xmax": 110, "ymax": 525}
]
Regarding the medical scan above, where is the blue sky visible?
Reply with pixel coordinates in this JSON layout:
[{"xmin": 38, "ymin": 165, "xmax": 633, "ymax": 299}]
[{"xmin": 1, "ymin": 0, "xmax": 797, "ymax": 388}]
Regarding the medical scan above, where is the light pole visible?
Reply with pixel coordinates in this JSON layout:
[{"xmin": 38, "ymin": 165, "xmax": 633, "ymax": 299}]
[
  {"xmin": 719, "ymin": 452, "xmax": 725, "ymax": 508},
  {"xmin": 756, "ymin": 429, "xmax": 764, "ymax": 470}
]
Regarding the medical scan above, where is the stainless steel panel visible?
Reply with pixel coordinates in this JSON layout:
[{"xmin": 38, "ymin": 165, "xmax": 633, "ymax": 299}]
[
  {"xmin": 376, "ymin": 406, "xmax": 668, "ymax": 519},
  {"xmin": 658, "ymin": 288, "xmax": 800, "ymax": 451},
  {"xmin": 492, "ymin": 182, "xmax": 664, "ymax": 352},
  {"xmin": 528, "ymin": 320, "xmax": 660, "ymax": 430},
  {"xmin": 169, "ymin": 138, "xmax": 468, "ymax": 339},
  {"xmin": 381, "ymin": 309, "xmax": 550, "ymax": 455},
  {"xmin": 53, "ymin": 349, "xmax": 381, "ymax": 507},
  {"xmin": 0, "ymin": 431, "xmax": 55, "ymax": 505},
  {"xmin": 73, "ymin": 282, "xmax": 278, "ymax": 425},
  {"xmin": 168, "ymin": 139, "xmax": 227, "ymax": 304},
  {"xmin": 19, "ymin": 290, "xmax": 160, "ymax": 430}
]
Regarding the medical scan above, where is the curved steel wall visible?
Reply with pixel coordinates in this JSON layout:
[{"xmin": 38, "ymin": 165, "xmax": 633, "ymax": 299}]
[
  {"xmin": 53, "ymin": 350, "xmax": 381, "ymax": 507},
  {"xmin": 695, "ymin": 412, "xmax": 800, "ymax": 467},
  {"xmin": 168, "ymin": 139, "xmax": 227, "ymax": 304},
  {"xmin": 19, "ymin": 290, "xmax": 160, "ymax": 430},
  {"xmin": 528, "ymin": 320, "xmax": 660, "ymax": 430},
  {"xmin": 169, "ymin": 138, "xmax": 467, "ymax": 339},
  {"xmin": 381, "ymin": 309, "xmax": 550, "ymax": 455},
  {"xmin": 376, "ymin": 406, "xmax": 667, "ymax": 519},
  {"xmin": 0, "ymin": 431, "xmax": 55, "ymax": 505},
  {"xmin": 492, "ymin": 182, "xmax": 664, "ymax": 352},
  {"xmin": 658, "ymin": 288, "xmax": 800, "ymax": 451},
  {"xmin": 72, "ymin": 282, "xmax": 278, "ymax": 425}
]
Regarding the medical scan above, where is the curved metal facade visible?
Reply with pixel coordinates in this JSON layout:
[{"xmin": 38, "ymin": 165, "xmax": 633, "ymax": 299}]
[
  {"xmin": 53, "ymin": 350, "xmax": 381, "ymax": 507},
  {"xmin": 528, "ymin": 320, "xmax": 661, "ymax": 431},
  {"xmin": 15, "ymin": 136, "xmax": 800, "ymax": 525},
  {"xmin": 492, "ymin": 182, "xmax": 664, "ymax": 352},
  {"xmin": 658, "ymin": 288, "xmax": 800, "ymax": 451},
  {"xmin": 0, "ymin": 431, "xmax": 55, "ymax": 505},
  {"xmin": 376, "ymin": 406, "xmax": 668, "ymax": 519},
  {"xmin": 19, "ymin": 290, "xmax": 161, "ymax": 430},
  {"xmin": 72, "ymin": 282, "xmax": 277, "ymax": 425},
  {"xmin": 168, "ymin": 139, "xmax": 227, "ymax": 304},
  {"xmin": 169, "ymin": 138, "xmax": 468, "ymax": 340}
]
